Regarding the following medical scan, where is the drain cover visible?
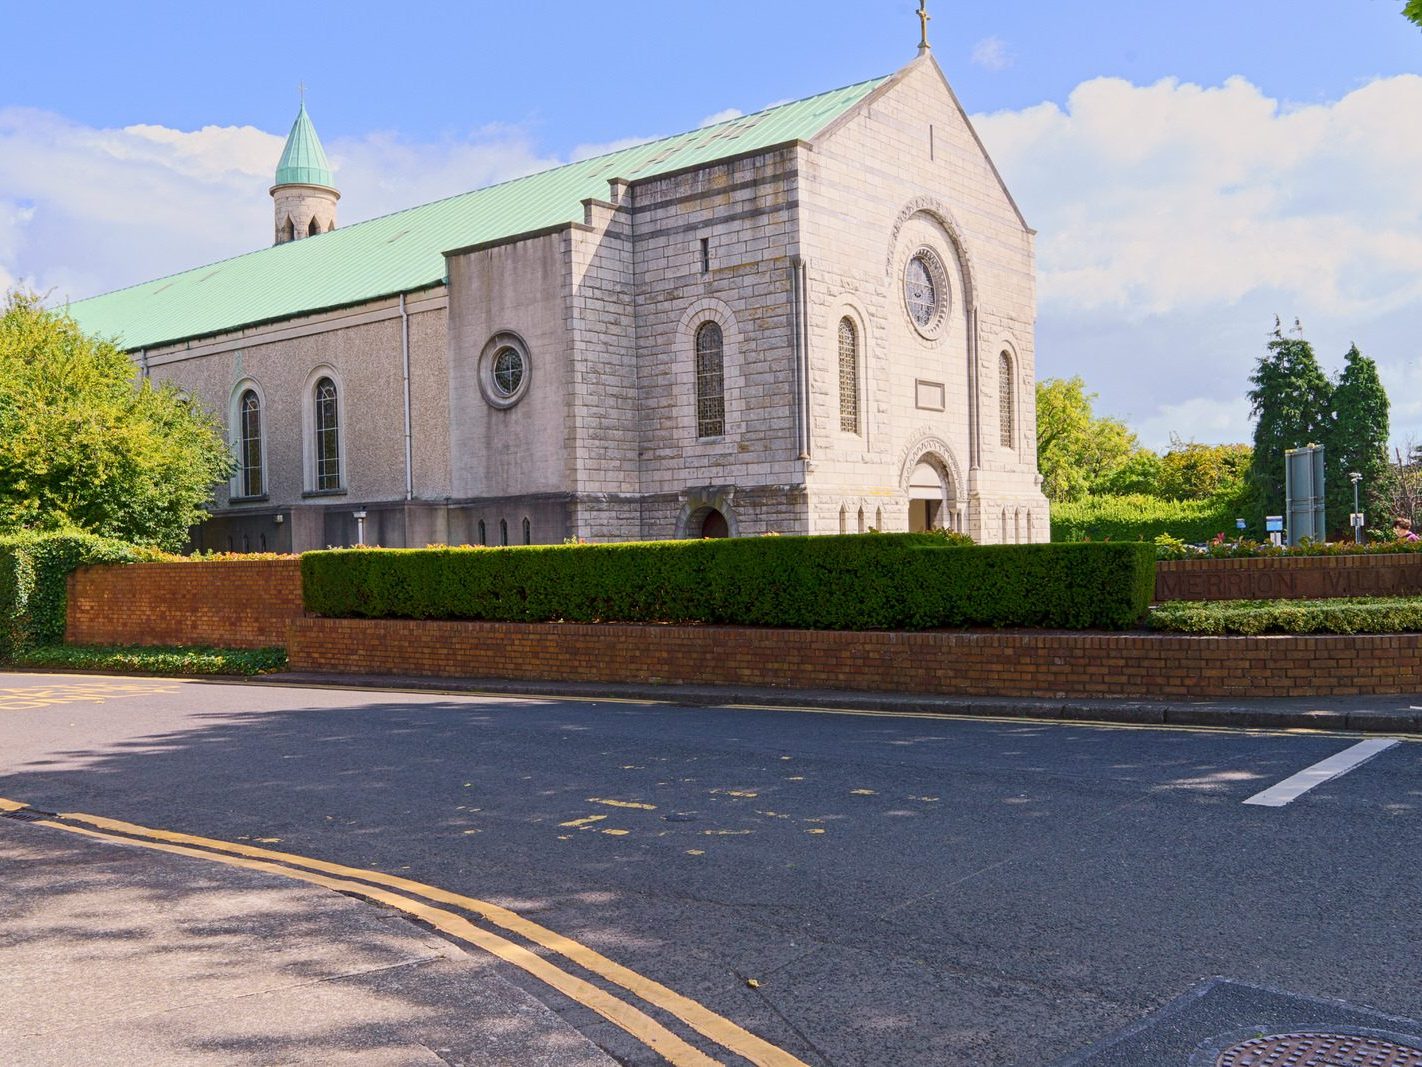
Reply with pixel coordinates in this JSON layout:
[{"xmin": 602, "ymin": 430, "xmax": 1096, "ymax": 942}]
[{"xmin": 1217, "ymin": 1033, "xmax": 1422, "ymax": 1066}]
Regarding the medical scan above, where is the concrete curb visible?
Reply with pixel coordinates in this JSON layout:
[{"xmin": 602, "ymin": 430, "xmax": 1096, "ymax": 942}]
[{"xmin": 258, "ymin": 672, "xmax": 1422, "ymax": 736}]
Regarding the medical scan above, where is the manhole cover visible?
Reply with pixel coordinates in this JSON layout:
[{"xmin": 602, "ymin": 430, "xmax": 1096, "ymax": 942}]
[{"xmin": 1217, "ymin": 1033, "xmax": 1422, "ymax": 1066}]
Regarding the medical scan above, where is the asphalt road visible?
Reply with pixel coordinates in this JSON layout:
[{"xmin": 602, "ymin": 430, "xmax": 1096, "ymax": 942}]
[{"xmin": 1, "ymin": 673, "xmax": 1419, "ymax": 1066}]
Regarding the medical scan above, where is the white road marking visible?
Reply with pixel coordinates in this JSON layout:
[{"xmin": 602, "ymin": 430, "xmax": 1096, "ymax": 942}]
[{"xmin": 1243, "ymin": 739, "xmax": 1400, "ymax": 807}]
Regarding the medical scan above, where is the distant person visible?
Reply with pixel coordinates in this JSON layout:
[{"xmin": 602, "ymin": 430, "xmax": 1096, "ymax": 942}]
[{"xmin": 1394, "ymin": 517, "xmax": 1420, "ymax": 543}]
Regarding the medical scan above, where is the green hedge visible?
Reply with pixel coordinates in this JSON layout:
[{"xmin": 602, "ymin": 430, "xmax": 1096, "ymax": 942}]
[
  {"xmin": 1149, "ymin": 597, "xmax": 1422, "ymax": 636},
  {"xmin": 9, "ymin": 644, "xmax": 287, "ymax": 676},
  {"xmin": 0, "ymin": 531, "xmax": 155, "ymax": 656},
  {"xmin": 1051, "ymin": 493, "xmax": 1240, "ymax": 544},
  {"xmin": 303, "ymin": 535, "xmax": 1156, "ymax": 631}
]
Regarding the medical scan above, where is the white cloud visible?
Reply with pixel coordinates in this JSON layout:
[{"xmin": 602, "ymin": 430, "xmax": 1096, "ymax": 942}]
[
  {"xmin": 699, "ymin": 107, "xmax": 744, "ymax": 127},
  {"xmin": 973, "ymin": 74, "xmax": 1422, "ymax": 449},
  {"xmin": 0, "ymin": 108, "xmax": 557, "ymax": 304},
  {"xmin": 970, "ymin": 37, "xmax": 1012, "ymax": 72}
]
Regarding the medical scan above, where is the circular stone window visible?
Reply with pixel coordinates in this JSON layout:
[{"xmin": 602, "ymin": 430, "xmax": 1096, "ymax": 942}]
[
  {"xmin": 478, "ymin": 332, "xmax": 532, "ymax": 409},
  {"xmin": 903, "ymin": 247, "xmax": 951, "ymax": 339}
]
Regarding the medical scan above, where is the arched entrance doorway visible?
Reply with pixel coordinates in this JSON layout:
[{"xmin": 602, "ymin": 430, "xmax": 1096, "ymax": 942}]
[
  {"xmin": 908, "ymin": 459, "xmax": 948, "ymax": 532},
  {"xmin": 695, "ymin": 507, "xmax": 729, "ymax": 539}
]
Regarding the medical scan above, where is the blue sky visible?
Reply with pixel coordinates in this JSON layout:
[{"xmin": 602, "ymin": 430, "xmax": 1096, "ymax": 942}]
[{"xmin": 2, "ymin": 1, "xmax": 1420, "ymax": 451}]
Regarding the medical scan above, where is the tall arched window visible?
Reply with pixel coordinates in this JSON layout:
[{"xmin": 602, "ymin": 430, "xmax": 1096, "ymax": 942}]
[
  {"xmin": 283, "ymin": 217, "xmax": 295, "ymax": 243},
  {"xmin": 695, "ymin": 322, "xmax": 725, "ymax": 438},
  {"xmin": 522, "ymin": 517, "xmax": 531, "ymax": 545},
  {"xmin": 999, "ymin": 351, "xmax": 1015, "ymax": 450},
  {"xmin": 308, "ymin": 217, "xmax": 321, "ymax": 238},
  {"xmin": 477, "ymin": 519, "xmax": 487, "ymax": 546},
  {"xmin": 314, "ymin": 377, "xmax": 341, "ymax": 491},
  {"xmin": 838, "ymin": 318, "xmax": 860, "ymax": 434},
  {"xmin": 239, "ymin": 390, "xmax": 264, "ymax": 497},
  {"xmin": 499, "ymin": 519, "xmax": 509, "ymax": 546}
]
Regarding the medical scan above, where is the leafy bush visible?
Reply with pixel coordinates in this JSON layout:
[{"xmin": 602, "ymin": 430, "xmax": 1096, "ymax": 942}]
[
  {"xmin": 303, "ymin": 534, "xmax": 1155, "ymax": 631},
  {"xmin": 1149, "ymin": 597, "xmax": 1422, "ymax": 636},
  {"xmin": 0, "ymin": 530, "xmax": 157, "ymax": 656},
  {"xmin": 1051, "ymin": 493, "xmax": 1243, "ymax": 544},
  {"xmin": 1153, "ymin": 536, "xmax": 1422, "ymax": 561},
  {"xmin": 10, "ymin": 644, "xmax": 286, "ymax": 676}
]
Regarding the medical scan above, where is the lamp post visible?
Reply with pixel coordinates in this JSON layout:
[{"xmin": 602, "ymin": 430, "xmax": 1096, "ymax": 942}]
[
  {"xmin": 354, "ymin": 510, "xmax": 367, "ymax": 547},
  {"xmin": 1349, "ymin": 472, "xmax": 1362, "ymax": 544}
]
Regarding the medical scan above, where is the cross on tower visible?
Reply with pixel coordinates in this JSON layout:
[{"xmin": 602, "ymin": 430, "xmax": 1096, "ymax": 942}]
[{"xmin": 918, "ymin": 0, "xmax": 932, "ymax": 52}]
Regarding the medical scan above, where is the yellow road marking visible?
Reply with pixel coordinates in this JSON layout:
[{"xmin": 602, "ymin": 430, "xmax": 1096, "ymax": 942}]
[
  {"xmin": 4, "ymin": 801, "xmax": 808, "ymax": 1067},
  {"xmin": 33, "ymin": 819, "xmax": 718, "ymax": 1067},
  {"xmin": 587, "ymin": 798, "xmax": 657, "ymax": 810},
  {"xmin": 0, "ymin": 682, "xmax": 177, "ymax": 712},
  {"xmin": 221, "ymin": 676, "xmax": 1420, "ymax": 743},
  {"xmin": 559, "ymin": 814, "xmax": 607, "ymax": 828}
]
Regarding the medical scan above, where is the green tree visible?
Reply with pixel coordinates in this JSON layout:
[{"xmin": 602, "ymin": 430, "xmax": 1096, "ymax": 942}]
[
  {"xmin": 1327, "ymin": 344, "xmax": 1393, "ymax": 537},
  {"xmin": 1092, "ymin": 449, "xmax": 1162, "ymax": 496},
  {"xmin": 1245, "ymin": 321, "xmax": 1334, "ymax": 526},
  {"xmin": 1035, "ymin": 377, "xmax": 1139, "ymax": 502},
  {"xmin": 1156, "ymin": 439, "xmax": 1252, "ymax": 502},
  {"xmin": 0, "ymin": 292, "xmax": 233, "ymax": 550},
  {"xmin": 1406, "ymin": 0, "xmax": 1422, "ymax": 28}
]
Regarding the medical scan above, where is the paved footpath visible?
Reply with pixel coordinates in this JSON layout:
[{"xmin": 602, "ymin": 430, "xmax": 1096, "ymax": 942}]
[
  {"xmin": 1, "ymin": 805, "xmax": 614, "ymax": 1066},
  {"xmin": 2, "ymin": 672, "xmax": 1420, "ymax": 1065}
]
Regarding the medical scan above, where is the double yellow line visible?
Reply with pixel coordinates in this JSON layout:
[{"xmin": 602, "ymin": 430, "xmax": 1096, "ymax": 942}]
[{"xmin": 0, "ymin": 796, "xmax": 805, "ymax": 1067}]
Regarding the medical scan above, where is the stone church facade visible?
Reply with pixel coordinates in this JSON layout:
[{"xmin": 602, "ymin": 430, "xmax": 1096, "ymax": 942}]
[{"xmin": 71, "ymin": 50, "xmax": 1049, "ymax": 552}]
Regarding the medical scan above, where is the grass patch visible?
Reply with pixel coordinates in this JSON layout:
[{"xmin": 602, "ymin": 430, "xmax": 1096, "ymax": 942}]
[
  {"xmin": 8, "ymin": 644, "xmax": 287, "ymax": 676},
  {"xmin": 1148, "ymin": 597, "xmax": 1422, "ymax": 636}
]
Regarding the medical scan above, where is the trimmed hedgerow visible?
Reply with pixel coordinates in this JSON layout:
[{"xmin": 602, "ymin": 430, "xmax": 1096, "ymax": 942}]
[
  {"xmin": 10, "ymin": 644, "xmax": 287, "ymax": 676},
  {"xmin": 1149, "ymin": 597, "xmax": 1422, "ymax": 636},
  {"xmin": 303, "ymin": 535, "xmax": 1156, "ymax": 631},
  {"xmin": 0, "ymin": 531, "xmax": 158, "ymax": 656}
]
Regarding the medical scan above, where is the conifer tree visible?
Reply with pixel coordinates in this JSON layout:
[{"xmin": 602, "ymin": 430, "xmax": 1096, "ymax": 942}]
[
  {"xmin": 1327, "ymin": 344, "xmax": 1393, "ymax": 537},
  {"xmin": 1245, "ymin": 320, "xmax": 1334, "ymax": 527}
]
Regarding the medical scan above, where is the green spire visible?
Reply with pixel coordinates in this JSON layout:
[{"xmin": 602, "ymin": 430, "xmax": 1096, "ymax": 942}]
[{"xmin": 274, "ymin": 103, "xmax": 334, "ymax": 188}]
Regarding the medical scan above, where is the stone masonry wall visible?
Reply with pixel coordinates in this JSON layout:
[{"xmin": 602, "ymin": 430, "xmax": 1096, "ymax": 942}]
[
  {"xmin": 66, "ymin": 561, "xmax": 304, "ymax": 650},
  {"xmin": 287, "ymin": 617, "xmax": 1422, "ymax": 699},
  {"xmin": 798, "ymin": 57, "xmax": 1048, "ymax": 541},
  {"xmin": 631, "ymin": 146, "xmax": 808, "ymax": 537}
]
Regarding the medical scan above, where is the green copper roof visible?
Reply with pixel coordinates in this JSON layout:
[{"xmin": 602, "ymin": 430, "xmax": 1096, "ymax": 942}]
[
  {"xmin": 274, "ymin": 103, "xmax": 334, "ymax": 188},
  {"xmin": 69, "ymin": 75, "xmax": 888, "ymax": 351}
]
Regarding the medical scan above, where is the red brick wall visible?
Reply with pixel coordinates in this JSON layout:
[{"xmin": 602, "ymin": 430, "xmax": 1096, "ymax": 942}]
[
  {"xmin": 66, "ymin": 561, "xmax": 304, "ymax": 650},
  {"xmin": 286, "ymin": 617, "xmax": 1422, "ymax": 699},
  {"xmin": 1155, "ymin": 554, "xmax": 1422, "ymax": 602}
]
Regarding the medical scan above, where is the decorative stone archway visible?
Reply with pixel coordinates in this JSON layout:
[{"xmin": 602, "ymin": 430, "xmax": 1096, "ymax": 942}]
[
  {"xmin": 897, "ymin": 435, "xmax": 965, "ymax": 532},
  {"xmin": 675, "ymin": 486, "xmax": 739, "ymax": 539}
]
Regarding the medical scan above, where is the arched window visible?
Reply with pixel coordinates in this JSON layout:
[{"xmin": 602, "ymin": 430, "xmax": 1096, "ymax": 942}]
[
  {"xmin": 499, "ymin": 519, "xmax": 508, "ymax": 546},
  {"xmin": 1028, "ymin": 512, "xmax": 1035, "ymax": 544},
  {"xmin": 838, "ymin": 318, "xmax": 860, "ymax": 434},
  {"xmin": 999, "ymin": 351, "xmax": 1015, "ymax": 450},
  {"xmin": 313, "ymin": 377, "xmax": 341, "ymax": 491},
  {"xmin": 875, "ymin": 507, "xmax": 882, "ymax": 532},
  {"xmin": 239, "ymin": 390, "xmax": 264, "ymax": 497},
  {"xmin": 695, "ymin": 322, "xmax": 725, "ymax": 438},
  {"xmin": 522, "ymin": 517, "xmax": 531, "ymax": 545},
  {"xmin": 1000, "ymin": 508, "xmax": 1009, "ymax": 544},
  {"xmin": 477, "ymin": 519, "xmax": 487, "ymax": 546},
  {"xmin": 857, "ymin": 507, "xmax": 865, "ymax": 534},
  {"xmin": 283, "ymin": 217, "xmax": 295, "ymax": 243},
  {"xmin": 308, "ymin": 217, "xmax": 321, "ymax": 238}
]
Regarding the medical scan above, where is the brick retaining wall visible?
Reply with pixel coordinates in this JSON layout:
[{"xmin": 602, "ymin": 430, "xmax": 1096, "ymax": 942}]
[
  {"xmin": 1155, "ymin": 553, "xmax": 1422, "ymax": 602},
  {"xmin": 286, "ymin": 617, "xmax": 1422, "ymax": 699},
  {"xmin": 66, "ymin": 560, "xmax": 304, "ymax": 650}
]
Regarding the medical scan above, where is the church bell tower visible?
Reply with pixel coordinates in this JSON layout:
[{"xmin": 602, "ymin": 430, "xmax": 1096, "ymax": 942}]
[{"xmin": 271, "ymin": 101, "xmax": 339, "ymax": 245}]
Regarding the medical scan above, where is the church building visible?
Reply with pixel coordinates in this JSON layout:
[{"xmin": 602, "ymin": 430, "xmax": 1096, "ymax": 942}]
[{"xmin": 69, "ymin": 32, "xmax": 1050, "ymax": 552}]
